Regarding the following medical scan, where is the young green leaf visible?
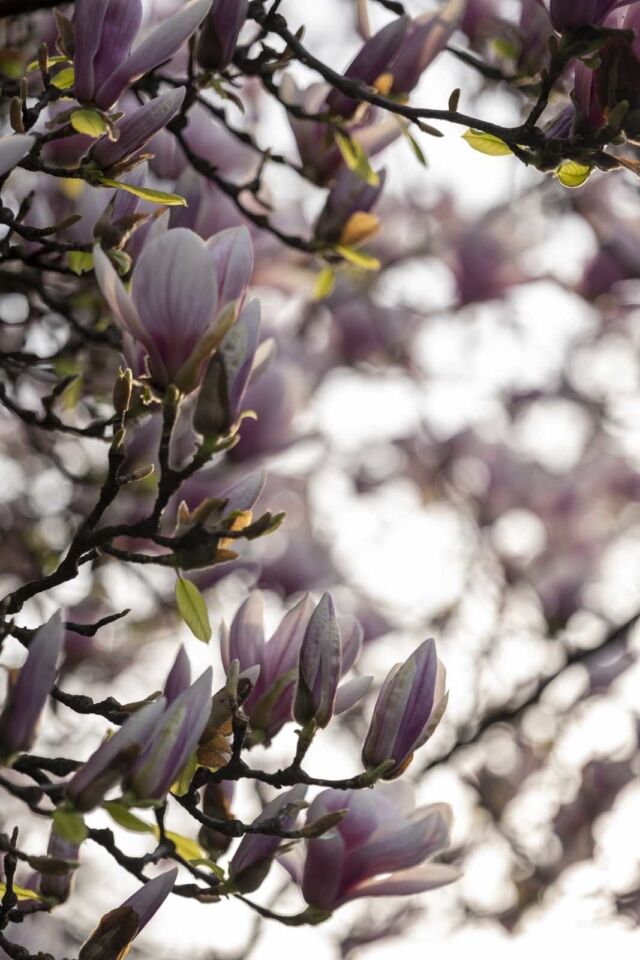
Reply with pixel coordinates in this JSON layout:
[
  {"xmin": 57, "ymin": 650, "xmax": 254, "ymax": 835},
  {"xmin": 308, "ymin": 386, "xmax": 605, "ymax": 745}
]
[
  {"xmin": 152, "ymin": 826, "xmax": 204, "ymax": 862},
  {"xmin": 103, "ymin": 801, "xmax": 154, "ymax": 833},
  {"xmin": 0, "ymin": 882, "xmax": 42, "ymax": 902},
  {"xmin": 70, "ymin": 109, "xmax": 109, "ymax": 138},
  {"xmin": 335, "ymin": 245, "xmax": 381, "ymax": 271},
  {"xmin": 51, "ymin": 66, "xmax": 75, "ymax": 90},
  {"xmin": 313, "ymin": 265, "xmax": 336, "ymax": 301},
  {"xmin": 555, "ymin": 161, "xmax": 591, "ymax": 188},
  {"xmin": 67, "ymin": 251, "xmax": 94, "ymax": 275},
  {"xmin": 176, "ymin": 577, "xmax": 212, "ymax": 643},
  {"xmin": 96, "ymin": 177, "xmax": 187, "ymax": 207},
  {"xmin": 52, "ymin": 809, "xmax": 88, "ymax": 845},
  {"xmin": 333, "ymin": 131, "xmax": 380, "ymax": 186},
  {"xmin": 462, "ymin": 129, "xmax": 512, "ymax": 157}
]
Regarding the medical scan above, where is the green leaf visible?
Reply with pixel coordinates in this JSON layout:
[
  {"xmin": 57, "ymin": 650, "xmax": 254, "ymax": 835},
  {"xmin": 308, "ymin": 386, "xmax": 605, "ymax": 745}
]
[
  {"xmin": 335, "ymin": 245, "xmax": 381, "ymax": 271},
  {"xmin": 462, "ymin": 129, "xmax": 512, "ymax": 157},
  {"xmin": 334, "ymin": 131, "xmax": 379, "ymax": 186},
  {"xmin": 96, "ymin": 177, "xmax": 187, "ymax": 207},
  {"xmin": 67, "ymin": 250, "xmax": 94, "ymax": 275},
  {"xmin": 405, "ymin": 130, "xmax": 428, "ymax": 166},
  {"xmin": 0, "ymin": 882, "xmax": 42, "ymax": 902},
  {"xmin": 176, "ymin": 577, "xmax": 212, "ymax": 643},
  {"xmin": 556, "ymin": 161, "xmax": 591, "ymax": 188},
  {"xmin": 27, "ymin": 54, "xmax": 69, "ymax": 72},
  {"xmin": 52, "ymin": 809, "xmax": 87, "ymax": 845},
  {"xmin": 313, "ymin": 265, "xmax": 335, "ymax": 301},
  {"xmin": 103, "ymin": 801, "xmax": 154, "ymax": 834},
  {"xmin": 51, "ymin": 66, "xmax": 75, "ymax": 90},
  {"xmin": 188, "ymin": 858, "xmax": 225, "ymax": 879},
  {"xmin": 70, "ymin": 109, "xmax": 108, "ymax": 138},
  {"xmin": 152, "ymin": 827, "xmax": 203, "ymax": 862}
]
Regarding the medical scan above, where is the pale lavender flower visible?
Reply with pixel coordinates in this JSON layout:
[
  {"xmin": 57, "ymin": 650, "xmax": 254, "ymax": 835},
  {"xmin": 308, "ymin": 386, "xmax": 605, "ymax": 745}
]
[
  {"xmin": 0, "ymin": 612, "xmax": 63, "ymax": 761},
  {"xmin": 282, "ymin": 78, "xmax": 401, "ymax": 184},
  {"xmin": 228, "ymin": 785, "xmax": 307, "ymax": 893},
  {"xmin": 196, "ymin": 0, "xmax": 249, "ymax": 70},
  {"xmin": 78, "ymin": 868, "xmax": 177, "ymax": 960},
  {"xmin": 74, "ymin": 0, "xmax": 211, "ymax": 108},
  {"xmin": 0, "ymin": 134, "xmax": 34, "ymax": 179},
  {"xmin": 314, "ymin": 167, "xmax": 385, "ymax": 244},
  {"xmin": 362, "ymin": 638, "xmax": 447, "ymax": 778},
  {"xmin": 326, "ymin": 17, "xmax": 409, "ymax": 117},
  {"xmin": 282, "ymin": 784, "xmax": 458, "ymax": 911},
  {"xmin": 93, "ymin": 225, "xmax": 253, "ymax": 393},
  {"xmin": 543, "ymin": 0, "xmax": 635, "ymax": 31},
  {"xmin": 163, "ymin": 645, "xmax": 191, "ymax": 704},
  {"xmin": 294, "ymin": 592, "xmax": 342, "ymax": 729},
  {"xmin": 39, "ymin": 827, "xmax": 80, "ymax": 903},
  {"xmin": 193, "ymin": 298, "xmax": 261, "ymax": 437},
  {"xmin": 391, "ymin": 0, "xmax": 465, "ymax": 95},
  {"xmin": 221, "ymin": 591, "xmax": 314, "ymax": 740},
  {"xmin": 90, "ymin": 88, "xmax": 185, "ymax": 173},
  {"xmin": 221, "ymin": 593, "xmax": 369, "ymax": 742},
  {"xmin": 66, "ymin": 698, "xmax": 167, "ymax": 811},
  {"xmin": 126, "ymin": 668, "xmax": 212, "ymax": 801}
]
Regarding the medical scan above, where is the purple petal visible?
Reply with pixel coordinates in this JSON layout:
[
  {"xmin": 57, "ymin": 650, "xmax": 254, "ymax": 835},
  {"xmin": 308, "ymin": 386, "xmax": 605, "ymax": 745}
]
[
  {"xmin": 66, "ymin": 697, "xmax": 167, "ymax": 810},
  {"xmin": 93, "ymin": 243, "xmax": 167, "ymax": 381},
  {"xmin": 223, "ymin": 298, "xmax": 261, "ymax": 418},
  {"xmin": 121, "ymin": 867, "xmax": 178, "ymax": 930},
  {"xmin": 131, "ymin": 226, "xmax": 219, "ymax": 384},
  {"xmin": 163, "ymin": 645, "xmax": 192, "ymax": 703},
  {"xmin": 338, "ymin": 615, "xmax": 363, "ymax": 674},
  {"xmin": 129, "ymin": 668, "xmax": 212, "ymax": 800},
  {"xmin": 334, "ymin": 675, "xmax": 372, "ymax": 715},
  {"xmin": 73, "ymin": 0, "xmax": 111, "ymax": 103},
  {"xmin": 205, "ymin": 225, "xmax": 254, "ymax": 305},
  {"xmin": 91, "ymin": 0, "xmax": 144, "ymax": 106},
  {"xmin": 96, "ymin": 0, "xmax": 212, "ymax": 107},
  {"xmin": 2, "ymin": 612, "xmax": 63, "ymax": 755},
  {"xmin": 345, "ymin": 863, "xmax": 461, "ymax": 901},
  {"xmin": 223, "ymin": 591, "xmax": 265, "ymax": 672},
  {"xmin": 92, "ymin": 87, "xmax": 185, "ymax": 170},
  {"xmin": 230, "ymin": 784, "xmax": 306, "ymax": 886}
]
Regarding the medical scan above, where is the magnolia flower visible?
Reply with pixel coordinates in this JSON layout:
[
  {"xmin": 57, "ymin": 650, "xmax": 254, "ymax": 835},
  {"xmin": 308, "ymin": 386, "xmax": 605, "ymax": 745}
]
[
  {"xmin": 39, "ymin": 826, "xmax": 81, "ymax": 903},
  {"xmin": 193, "ymin": 298, "xmax": 262, "ymax": 437},
  {"xmin": 221, "ymin": 592, "xmax": 370, "ymax": 742},
  {"xmin": 163, "ymin": 645, "xmax": 191, "ymax": 704},
  {"xmin": 196, "ymin": 0, "xmax": 249, "ymax": 70},
  {"xmin": 228, "ymin": 785, "xmax": 307, "ymax": 893},
  {"xmin": 282, "ymin": 78, "xmax": 400, "ymax": 184},
  {"xmin": 391, "ymin": 0, "xmax": 465, "ymax": 95},
  {"xmin": 78, "ymin": 868, "xmax": 177, "ymax": 960},
  {"xmin": 294, "ymin": 592, "xmax": 343, "ymax": 729},
  {"xmin": 314, "ymin": 168, "xmax": 385, "ymax": 246},
  {"xmin": 362, "ymin": 638, "xmax": 447, "ymax": 778},
  {"xmin": 90, "ymin": 88, "xmax": 185, "ymax": 173},
  {"xmin": 543, "ymin": 0, "xmax": 636, "ymax": 31},
  {"xmin": 93, "ymin": 225, "xmax": 253, "ymax": 393},
  {"xmin": 66, "ymin": 698, "xmax": 167, "ymax": 811},
  {"xmin": 126, "ymin": 668, "xmax": 212, "ymax": 801},
  {"xmin": 326, "ymin": 17, "xmax": 409, "ymax": 117},
  {"xmin": 0, "ymin": 612, "xmax": 64, "ymax": 761},
  {"xmin": 74, "ymin": 0, "xmax": 211, "ymax": 108},
  {"xmin": 281, "ymin": 784, "xmax": 459, "ymax": 911},
  {"xmin": 0, "ymin": 134, "xmax": 34, "ymax": 179}
]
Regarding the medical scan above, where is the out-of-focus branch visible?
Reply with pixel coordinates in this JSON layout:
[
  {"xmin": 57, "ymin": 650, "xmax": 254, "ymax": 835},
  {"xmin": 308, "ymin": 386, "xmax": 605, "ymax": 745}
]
[{"xmin": 424, "ymin": 610, "xmax": 640, "ymax": 772}]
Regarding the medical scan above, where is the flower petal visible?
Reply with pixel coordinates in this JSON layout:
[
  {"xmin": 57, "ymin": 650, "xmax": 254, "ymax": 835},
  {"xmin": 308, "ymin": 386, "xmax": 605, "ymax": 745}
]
[{"xmin": 96, "ymin": 0, "xmax": 212, "ymax": 107}]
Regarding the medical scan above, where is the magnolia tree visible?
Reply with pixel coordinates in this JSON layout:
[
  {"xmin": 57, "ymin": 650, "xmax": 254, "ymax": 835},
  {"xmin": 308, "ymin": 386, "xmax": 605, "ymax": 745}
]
[{"xmin": 2, "ymin": 0, "xmax": 640, "ymax": 957}]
